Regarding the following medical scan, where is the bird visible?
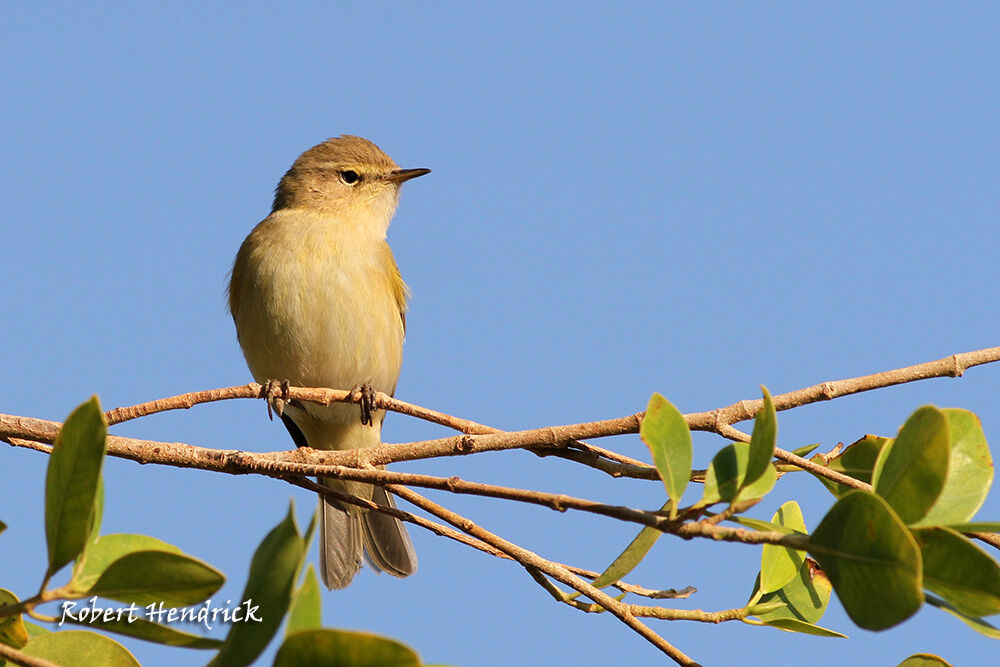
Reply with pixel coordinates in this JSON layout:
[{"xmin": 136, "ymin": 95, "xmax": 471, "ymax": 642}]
[{"xmin": 228, "ymin": 135, "xmax": 429, "ymax": 589}]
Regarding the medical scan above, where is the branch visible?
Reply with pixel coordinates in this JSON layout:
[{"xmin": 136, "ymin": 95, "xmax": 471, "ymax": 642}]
[
  {"xmin": 387, "ymin": 485, "xmax": 700, "ymax": 665},
  {"xmin": 287, "ymin": 475, "xmax": 691, "ymax": 601},
  {"xmin": 54, "ymin": 345, "xmax": 996, "ymax": 478},
  {"xmin": 686, "ymin": 346, "xmax": 1000, "ymax": 433},
  {"xmin": 0, "ymin": 644, "xmax": 60, "ymax": 667}
]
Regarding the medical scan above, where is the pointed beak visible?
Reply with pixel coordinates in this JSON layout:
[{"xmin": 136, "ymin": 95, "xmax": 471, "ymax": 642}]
[{"xmin": 385, "ymin": 167, "xmax": 431, "ymax": 184}]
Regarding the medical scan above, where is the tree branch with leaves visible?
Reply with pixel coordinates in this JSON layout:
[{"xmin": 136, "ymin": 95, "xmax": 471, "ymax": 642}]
[{"xmin": 2, "ymin": 347, "xmax": 1000, "ymax": 666}]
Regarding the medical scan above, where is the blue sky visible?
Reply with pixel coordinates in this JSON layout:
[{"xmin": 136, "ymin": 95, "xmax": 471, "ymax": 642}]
[{"xmin": 3, "ymin": 4, "xmax": 1000, "ymax": 666}]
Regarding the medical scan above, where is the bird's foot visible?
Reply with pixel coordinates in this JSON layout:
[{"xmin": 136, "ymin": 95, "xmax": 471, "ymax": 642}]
[
  {"xmin": 350, "ymin": 383, "xmax": 378, "ymax": 426},
  {"xmin": 260, "ymin": 379, "xmax": 291, "ymax": 420}
]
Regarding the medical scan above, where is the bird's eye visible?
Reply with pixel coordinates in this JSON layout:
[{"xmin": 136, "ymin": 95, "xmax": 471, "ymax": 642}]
[{"xmin": 340, "ymin": 170, "xmax": 361, "ymax": 185}]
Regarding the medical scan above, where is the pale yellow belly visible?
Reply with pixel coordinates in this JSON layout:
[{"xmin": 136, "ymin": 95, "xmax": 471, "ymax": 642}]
[{"xmin": 231, "ymin": 217, "xmax": 404, "ymax": 429}]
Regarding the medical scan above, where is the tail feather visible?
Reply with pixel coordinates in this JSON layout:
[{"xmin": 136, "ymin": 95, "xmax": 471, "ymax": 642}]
[
  {"xmin": 319, "ymin": 486, "xmax": 363, "ymax": 590},
  {"xmin": 318, "ymin": 480, "xmax": 416, "ymax": 589},
  {"xmin": 361, "ymin": 486, "xmax": 417, "ymax": 577}
]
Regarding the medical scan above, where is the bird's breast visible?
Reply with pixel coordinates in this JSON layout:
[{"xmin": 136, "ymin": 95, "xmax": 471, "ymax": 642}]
[{"xmin": 230, "ymin": 211, "xmax": 405, "ymax": 407}]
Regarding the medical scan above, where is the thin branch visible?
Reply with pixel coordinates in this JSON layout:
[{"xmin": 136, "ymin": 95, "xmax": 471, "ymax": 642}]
[
  {"xmin": 285, "ymin": 475, "xmax": 677, "ymax": 601},
  {"xmin": 0, "ymin": 644, "xmax": 60, "ymax": 667},
  {"xmin": 387, "ymin": 485, "xmax": 700, "ymax": 666},
  {"xmin": 3, "ymin": 346, "xmax": 993, "ymax": 496},
  {"xmin": 100, "ymin": 345, "xmax": 1000, "ymax": 445},
  {"xmin": 686, "ymin": 347, "xmax": 1000, "ymax": 433},
  {"xmin": 103, "ymin": 384, "xmax": 651, "ymax": 476},
  {"xmin": 2, "ymin": 422, "xmax": 676, "ymax": 532},
  {"xmin": 1, "ymin": 346, "xmax": 996, "ymax": 548}
]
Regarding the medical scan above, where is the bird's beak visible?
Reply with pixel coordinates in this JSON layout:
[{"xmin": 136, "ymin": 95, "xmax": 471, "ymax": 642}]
[{"xmin": 386, "ymin": 168, "xmax": 431, "ymax": 184}]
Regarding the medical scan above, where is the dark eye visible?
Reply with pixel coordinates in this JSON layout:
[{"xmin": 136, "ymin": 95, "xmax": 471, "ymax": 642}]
[{"xmin": 340, "ymin": 170, "xmax": 361, "ymax": 185}]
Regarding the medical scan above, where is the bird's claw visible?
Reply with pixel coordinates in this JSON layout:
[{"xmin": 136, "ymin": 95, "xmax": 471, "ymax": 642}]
[
  {"xmin": 351, "ymin": 384, "xmax": 378, "ymax": 426},
  {"xmin": 261, "ymin": 379, "xmax": 291, "ymax": 420}
]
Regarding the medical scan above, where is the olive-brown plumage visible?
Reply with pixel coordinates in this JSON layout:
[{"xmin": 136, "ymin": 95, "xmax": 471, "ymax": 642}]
[{"xmin": 228, "ymin": 136, "xmax": 428, "ymax": 588}]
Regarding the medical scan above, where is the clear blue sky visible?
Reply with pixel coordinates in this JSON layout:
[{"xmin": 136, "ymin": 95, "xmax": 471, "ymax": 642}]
[{"xmin": 3, "ymin": 4, "xmax": 999, "ymax": 666}]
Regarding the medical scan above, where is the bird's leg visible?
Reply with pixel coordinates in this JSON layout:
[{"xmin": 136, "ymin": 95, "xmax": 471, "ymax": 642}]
[
  {"xmin": 350, "ymin": 384, "xmax": 378, "ymax": 426},
  {"xmin": 260, "ymin": 379, "xmax": 291, "ymax": 420}
]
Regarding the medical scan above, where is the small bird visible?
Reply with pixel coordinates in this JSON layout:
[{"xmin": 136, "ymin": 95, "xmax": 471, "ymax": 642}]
[{"xmin": 228, "ymin": 136, "xmax": 429, "ymax": 589}]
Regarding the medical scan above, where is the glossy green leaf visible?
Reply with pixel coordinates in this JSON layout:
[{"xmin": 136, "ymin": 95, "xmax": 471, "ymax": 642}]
[
  {"xmin": 274, "ymin": 629, "xmax": 421, "ymax": 667},
  {"xmin": 21, "ymin": 630, "xmax": 139, "ymax": 667},
  {"xmin": 588, "ymin": 501, "xmax": 669, "ymax": 590},
  {"xmin": 751, "ymin": 559, "xmax": 833, "ymax": 626},
  {"xmin": 790, "ymin": 443, "xmax": 820, "ymax": 457},
  {"xmin": 61, "ymin": 613, "xmax": 223, "ymax": 649},
  {"xmin": 45, "ymin": 396, "xmax": 107, "ymax": 576},
  {"xmin": 731, "ymin": 516, "xmax": 799, "ymax": 535},
  {"xmin": 0, "ymin": 589, "xmax": 27, "ymax": 649},
  {"xmin": 913, "ymin": 527, "xmax": 1000, "ymax": 618},
  {"xmin": 208, "ymin": 501, "xmax": 305, "ymax": 667},
  {"xmin": 756, "ymin": 617, "xmax": 846, "ymax": 638},
  {"xmin": 760, "ymin": 502, "xmax": 807, "ymax": 594},
  {"xmin": 745, "ymin": 600, "xmax": 785, "ymax": 615},
  {"xmin": 86, "ymin": 550, "xmax": 224, "ymax": 607},
  {"xmin": 896, "ymin": 655, "xmax": 953, "ymax": 667},
  {"xmin": 873, "ymin": 406, "xmax": 950, "ymax": 525},
  {"xmin": 286, "ymin": 564, "xmax": 322, "ymax": 636},
  {"xmin": 72, "ymin": 534, "xmax": 182, "ymax": 591},
  {"xmin": 87, "ymin": 477, "xmax": 104, "ymax": 548},
  {"xmin": 944, "ymin": 522, "xmax": 1000, "ymax": 532},
  {"xmin": 915, "ymin": 409, "xmax": 993, "ymax": 526},
  {"xmin": 745, "ymin": 387, "xmax": 777, "ymax": 489},
  {"xmin": 640, "ymin": 393, "xmax": 691, "ymax": 516},
  {"xmin": 22, "ymin": 623, "xmax": 48, "ymax": 638},
  {"xmin": 807, "ymin": 491, "xmax": 922, "ymax": 630},
  {"xmin": 812, "ymin": 435, "xmax": 888, "ymax": 498},
  {"xmin": 741, "ymin": 464, "xmax": 777, "ymax": 501},
  {"xmin": 702, "ymin": 442, "xmax": 777, "ymax": 505},
  {"xmin": 926, "ymin": 593, "xmax": 1000, "ymax": 638}
]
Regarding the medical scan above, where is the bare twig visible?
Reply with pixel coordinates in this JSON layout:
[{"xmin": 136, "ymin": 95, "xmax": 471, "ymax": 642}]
[
  {"xmin": 387, "ymin": 485, "xmax": 700, "ymax": 665},
  {"xmin": 0, "ymin": 644, "xmax": 60, "ymax": 667}
]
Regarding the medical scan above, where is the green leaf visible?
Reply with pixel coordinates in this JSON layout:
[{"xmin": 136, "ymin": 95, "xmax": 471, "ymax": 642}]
[
  {"xmin": 61, "ymin": 612, "xmax": 223, "ymax": 649},
  {"xmin": 807, "ymin": 491, "xmax": 922, "ymax": 630},
  {"xmin": 751, "ymin": 558, "xmax": 833, "ymax": 626},
  {"xmin": 86, "ymin": 549, "xmax": 224, "ymax": 607},
  {"xmin": 914, "ymin": 409, "xmax": 993, "ymax": 526},
  {"xmin": 873, "ymin": 406, "xmax": 950, "ymax": 525},
  {"xmin": 912, "ymin": 527, "xmax": 1000, "ymax": 618},
  {"xmin": 0, "ymin": 589, "xmax": 27, "ymax": 649},
  {"xmin": 744, "ymin": 387, "xmax": 777, "ymax": 489},
  {"xmin": 21, "ymin": 630, "xmax": 139, "ymax": 667},
  {"xmin": 756, "ymin": 617, "xmax": 847, "ymax": 638},
  {"xmin": 286, "ymin": 564, "xmax": 322, "ymax": 636},
  {"xmin": 702, "ymin": 442, "xmax": 777, "ymax": 506},
  {"xmin": 740, "ymin": 464, "xmax": 777, "ymax": 501},
  {"xmin": 926, "ymin": 593, "xmax": 1000, "ymax": 638},
  {"xmin": 730, "ymin": 516, "xmax": 799, "ymax": 535},
  {"xmin": 208, "ymin": 501, "xmax": 306, "ymax": 667},
  {"xmin": 640, "ymin": 393, "xmax": 692, "ymax": 517},
  {"xmin": 896, "ymin": 655, "xmax": 953, "ymax": 667},
  {"xmin": 745, "ymin": 600, "xmax": 785, "ymax": 615},
  {"xmin": 22, "ymin": 623, "xmax": 48, "ymax": 638},
  {"xmin": 72, "ymin": 534, "xmax": 182, "ymax": 591},
  {"xmin": 274, "ymin": 628, "xmax": 421, "ymax": 667},
  {"xmin": 87, "ymin": 477, "xmax": 104, "ymax": 547},
  {"xmin": 944, "ymin": 522, "xmax": 1000, "ymax": 532},
  {"xmin": 0, "ymin": 520, "xmax": 6, "ymax": 536},
  {"xmin": 45, "ymin": 396, "xmax": 107, "ymax": 577},
  {"xmin": 811, "ymin": 435, "xmax": 889, "ymax": 498},
  {"xmin": 790, "ymin": 443, "xmax": 820, "ymax": 457},
  {"xmin": 589, "ymin": 501, "xmax": 668, "ymax": 590},
  {"xmin": 760, "ymin": 502, "xmax": 807, "ymax": 594}
]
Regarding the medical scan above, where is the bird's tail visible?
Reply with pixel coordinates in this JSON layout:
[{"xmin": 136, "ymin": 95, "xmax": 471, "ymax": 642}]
[{"xmin": 318, "ymin": 477, "xmax": 417, "ymax": 590}]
